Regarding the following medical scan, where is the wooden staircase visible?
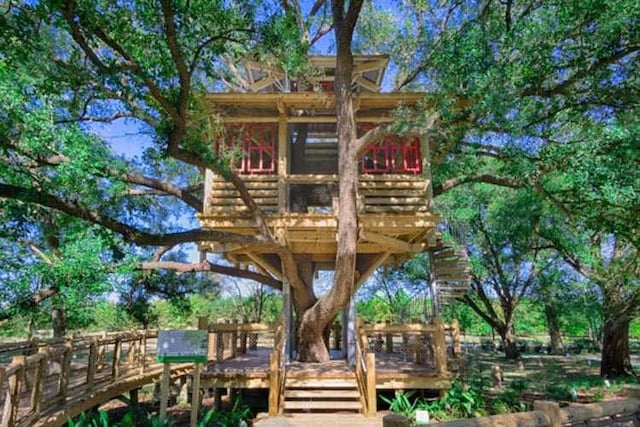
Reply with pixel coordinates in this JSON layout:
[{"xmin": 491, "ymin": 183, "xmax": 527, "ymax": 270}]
[{"xmin": 282, "ymin": 376, "xmax": 362, "ymax": 413}]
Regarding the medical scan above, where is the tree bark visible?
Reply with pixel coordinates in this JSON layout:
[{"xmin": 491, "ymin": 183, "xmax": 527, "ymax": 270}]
[
  {"xmin": 497, "ymin": 325, "xmax": 521, "ymax": 360},
  {"xmin": 295, "ymin": 0, "xmax": 363, "ymax": 362},
  {"xmin": 543, "ymin": 302, "xmax": 564, "ymax": 354},
  {"xmin": 600, "ymin": 315, "xmax": 634, "ymax": 376},
  {"xmin": 51, "ymin": 305, "xmax": 66, "ymax": 338}
]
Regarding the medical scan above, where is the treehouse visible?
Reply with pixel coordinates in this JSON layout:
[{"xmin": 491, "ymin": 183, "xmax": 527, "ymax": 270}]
[
  {"xmin": 194, "ymin": 56, "xmax": 471, "ymax": 414},
  {"xmin": 198, "ymin": 55, "xmax": 443, "ymax": 282}
]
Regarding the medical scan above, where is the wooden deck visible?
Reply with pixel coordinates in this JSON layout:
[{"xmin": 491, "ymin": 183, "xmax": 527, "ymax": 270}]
[{"xmin": 199, "ymin": 346, "xmax": 452, "ymax": 391}]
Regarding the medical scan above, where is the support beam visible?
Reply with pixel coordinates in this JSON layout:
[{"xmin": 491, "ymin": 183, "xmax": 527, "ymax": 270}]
[{"xmin": 359, "ymin": 230, "xmax": 425, "ymax": 252}]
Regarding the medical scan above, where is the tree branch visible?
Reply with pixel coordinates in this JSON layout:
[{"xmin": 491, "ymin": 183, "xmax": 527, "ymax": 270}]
[
  {"xmin": 140, "ymin": 260, "xmax": 282, "ymax": 290},
  {"xmin": 434, "ymin": 174, "xmax": 521, "ymax": 196}
]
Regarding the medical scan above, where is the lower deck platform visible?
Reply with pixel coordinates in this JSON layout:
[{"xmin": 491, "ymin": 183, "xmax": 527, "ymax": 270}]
[{"xmin": 199, "ymin": 346, "xmax": 452, "ymax": 391}]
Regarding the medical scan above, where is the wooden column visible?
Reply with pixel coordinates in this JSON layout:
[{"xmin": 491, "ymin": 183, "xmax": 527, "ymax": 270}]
[
  {"xmin": 431, "ymin": 317, "xmax": 447, "ymax": 374},
  {"xmin": 277, "ymin": 111, "xmax": 288, "ymax": 212},
  {"xmin": 58, "ymin": 339, "xmax": 73, "ymax": 404},
  {"xmin": 268, "ymin": 352, "xmax": 280, "ymax": 416},
  {"xmin": 159, "ymin": 363, "xmax": 170, "ymax": 421},
  {"xmin": 366, "ymin": 351, "xmax": 377, "ymax": 417},
  {"xmin": 190, "ymin": 363, "xmax": 201, "ymax": 427},
  {"xmin": 282, "ymin": 279, "xmax": 292, "ymax": 362}
]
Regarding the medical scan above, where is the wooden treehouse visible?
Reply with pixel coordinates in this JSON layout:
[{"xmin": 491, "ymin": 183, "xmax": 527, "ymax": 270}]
[{"xmin": 196, "ymin": 55, "xmax": 472, "ymax": 415}]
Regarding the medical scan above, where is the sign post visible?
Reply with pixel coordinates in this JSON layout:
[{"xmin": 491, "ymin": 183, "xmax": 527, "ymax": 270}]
[{"xmin": 156, "ymin": 330, "xmax": 208, "ymax": 427}]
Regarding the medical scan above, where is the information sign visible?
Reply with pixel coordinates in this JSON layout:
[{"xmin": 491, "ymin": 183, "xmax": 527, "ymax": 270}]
[{"xmin": 156, "ymin": 330, "xmax": 208, "ymax": 363}]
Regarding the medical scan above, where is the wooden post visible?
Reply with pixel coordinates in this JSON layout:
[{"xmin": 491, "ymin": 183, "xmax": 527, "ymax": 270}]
[
  {"xmin": 383, "ymin": 414, "xmax": 410, "ymax": 427},
  {"xmin": 231, "ymin": 319, "xmax": 238, "ymax": 358},
  {"xmin": 277, "ymin": 112, "xmax": 288, "ymax": 212},
  {"xmin": 268, "ymin": 352, "xmax": 280, "ymax": 416},
  {"xmin": 59, "ymin": 338, "xmax": 73, "ymax": 403},
  {"xmin": 2, "ymin": 356, "xmax": 24, "ymax": 427},
  {"xmin": 216, "ymin": 319, "xmax": 225, "ymax": 362},
  {"xmin": 112, "ymin": 336, "xmax": 122, "ymax": 379},
  {"xmin": 451, "ymin": 319, "xmax": 461, "ymax": 357},
  {"xmin": 366, "ymin": 351, "xmax": 377, "ymax": 417},
  {"xmin": 31, "ymin": 348, "xmax": 48, "ymax": 414},
  {"xmin": 159, "ymin": 363, "xmax": 170, "ymax": 421},
  {"xmin": 139, "ymin": 333, "xmax": 148, "ymax": 374},
  {"xmin": 533, "ymin": 401, "xmax": 561, "ymax": 427},
  {"xmin": 431, "ymin": 317, "xmax": 447, "ymax": 374},
  {"xmin": 385, "ymin": 322, "xmax": 393, "ymax": 353},
  {"xmin": 87, "ymin": 338, "xmax": 97, "ymax": 389},
  {"xmin": 127, "ymin": 337, "xmax": 138, "ymax": 365},
  {"xmin": 190, "ymin": 363, "xmax": 201, "ymax": 427},
  {"xmin": 240, "ymin": 317, "xmax": 248, "ymax": 354}
]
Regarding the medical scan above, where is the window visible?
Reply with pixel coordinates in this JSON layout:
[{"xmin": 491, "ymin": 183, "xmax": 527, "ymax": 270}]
[
  {"xmin": 219, "ymin": 124, "xmax": 277, "ymax": 174},
  {"xmin": 359, "ymin": 125, "xmax": 421, "ymax": 174}
]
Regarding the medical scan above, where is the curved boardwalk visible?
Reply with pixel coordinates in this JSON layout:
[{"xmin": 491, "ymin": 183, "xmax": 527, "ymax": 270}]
[{"xmin": 0, "ymin": 331, "xmax": 191, "ymax": 427}]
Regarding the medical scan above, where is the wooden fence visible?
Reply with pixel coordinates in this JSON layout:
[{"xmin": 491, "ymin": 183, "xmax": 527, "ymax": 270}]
[{"xmin": 383, "ymin": 395, "xmax": 640, "ymax": 427}]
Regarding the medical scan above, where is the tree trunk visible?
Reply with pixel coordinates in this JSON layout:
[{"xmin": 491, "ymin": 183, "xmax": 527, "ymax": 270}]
[
  {"xmin": 543, "ymin": 303, "xmax": 563, "ymax": 354},
  {"xmin": 600, "ymin": 315, "xmax": 634, "ymax": 376},
  {"xmin": 497, "ymin": 324, "xmax": 520, "ymax": 360},
  {"xmin": 51, "ymin": 305, "xmax": 66, "ymax": 338},
  {"xmin": 295, "ymin": 0, "xmax": 363, "ymax": 363}
]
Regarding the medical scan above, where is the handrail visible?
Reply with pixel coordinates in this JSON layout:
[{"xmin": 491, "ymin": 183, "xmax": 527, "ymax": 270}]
[
  {"xmin": 0, "ymin": 330, "xmax": 162, "ymax": 427},
  {"xmin": 268, "ymin": 320, "xmax": 286, "ymax": 416},
  {"xmin": 355, "ymin": 317, "xmax": 377, "ymax": 417}
]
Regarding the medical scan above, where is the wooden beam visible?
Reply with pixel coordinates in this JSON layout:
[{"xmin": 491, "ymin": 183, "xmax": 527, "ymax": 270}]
[
  {"xmin": 359, "ymin": 230, "xmax": 425, "ymax": 253},
  {"xmin": 356, "ymin": 252, "xmax": 392, "ymax": 288},
  {"xmin": 246, "ymin": 252, "xmax": 283, "ymax": 280}
]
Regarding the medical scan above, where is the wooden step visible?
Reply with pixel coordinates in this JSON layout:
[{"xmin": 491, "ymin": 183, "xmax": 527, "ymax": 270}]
[
  {"xmin": 283, "ymin": 400, "xmax": 362, "ymax": 411},
  {"xmin": 285, "ymin": 389, "xmax": 360, "ymax": 399},
  {"xmin": 285, "ymin": 378, "xmax": 357, "ymax": 388}
]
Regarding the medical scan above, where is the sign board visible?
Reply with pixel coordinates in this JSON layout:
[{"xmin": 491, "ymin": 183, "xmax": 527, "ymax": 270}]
[
  {"xmin": 415, "ymin": 410, "xmax": 430, "ymax": 425},
  {"xmin": 156, "ymin": 330, "xmax": 208, "ymax": 363}
]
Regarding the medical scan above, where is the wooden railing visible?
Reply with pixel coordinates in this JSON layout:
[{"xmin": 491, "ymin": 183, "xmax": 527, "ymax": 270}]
[
  {"xmin": 0, "ymin": 330, "xmax": 171, "ymax": 427},
  {"xmin": 383, "ymin": 395, "xmax": 640, "ymax": 427},
  {"xmin": 206, "ymin": 173, "xmax": 430, "ymax": 215},
  {"xmin": 355, "ymin": 319, "xmax": 377, "ymax": 417},
  {"xmin": 268, "ymin": 321, "xmax": 286, "ymax": 416},
  {"xmin": 359, "ymin": 317, "xmax": 449, "ymax": 374},
  {"xmin": 199, "ymin": 318, "xmax": 279, "ymax": 363}
]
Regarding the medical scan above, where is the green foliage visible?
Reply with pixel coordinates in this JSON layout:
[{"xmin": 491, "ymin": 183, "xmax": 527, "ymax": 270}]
[
  {"xmin": 68, "ymin": 411, "xmax": 133, "ymax": 427},
  {"xmin": 380, "ymin": 391, "xmax": 420, "ymax": 422}
]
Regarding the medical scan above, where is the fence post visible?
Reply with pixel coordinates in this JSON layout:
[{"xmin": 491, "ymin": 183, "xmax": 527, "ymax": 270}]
[
  {"xmin": 59, "ymin": 338, "xmax": 73, "ymax": 404},
  {"xmin": 216, "ymin": 319, "xmax": 225, "ymax": 362},
  {"xmin": 1, "ymin": 356, "xmax": 25, "ymax": 427},
  {"xmin": 32, "ymin": 347, "xmax": 48, "ymax": 415},
  {"xmin": 533, "ymin": 400, "xmax": 561, "ymax": 427},
  {"xmin": 87, "ymin": 338, "xmax": 97, "ymax": 390}
]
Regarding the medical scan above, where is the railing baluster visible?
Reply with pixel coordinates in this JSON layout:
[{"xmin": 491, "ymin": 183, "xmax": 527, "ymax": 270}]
[
  {"xmin": 112, "ymin": 337, "xmax": 122, "ymax": 380},
  {"xmin": 31, "ymin": 349, "xmax": 48, "ymax": 415},
  {"xmin": 87, "ymin": 338, "xmax": 97, "ymax": 390},
  {"xmin": 59, "ymin": 339, "xmax": 73, "ymax": 404},
  {"xmin": 1, "ymin": 356, "xmax": 24, "ymax": 427}
]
